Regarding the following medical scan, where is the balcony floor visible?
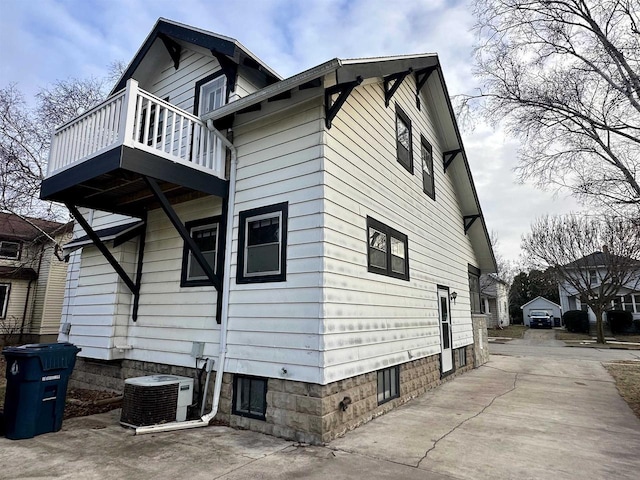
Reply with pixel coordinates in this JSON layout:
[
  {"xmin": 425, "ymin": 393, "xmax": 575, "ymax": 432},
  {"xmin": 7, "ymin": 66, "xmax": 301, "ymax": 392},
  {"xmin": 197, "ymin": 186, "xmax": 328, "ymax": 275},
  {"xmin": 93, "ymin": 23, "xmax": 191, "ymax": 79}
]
[{"xmin": 41, "ymin": 146, "xmax": 228, "ymax": 216}]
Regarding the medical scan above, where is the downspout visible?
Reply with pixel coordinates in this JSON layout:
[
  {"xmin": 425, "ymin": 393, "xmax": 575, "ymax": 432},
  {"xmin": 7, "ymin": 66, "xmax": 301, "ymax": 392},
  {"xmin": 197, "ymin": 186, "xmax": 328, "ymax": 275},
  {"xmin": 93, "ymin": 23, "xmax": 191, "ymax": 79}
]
[{"xmin": 135, "ymin": 121, "xmax": 237, "ymax": 434}]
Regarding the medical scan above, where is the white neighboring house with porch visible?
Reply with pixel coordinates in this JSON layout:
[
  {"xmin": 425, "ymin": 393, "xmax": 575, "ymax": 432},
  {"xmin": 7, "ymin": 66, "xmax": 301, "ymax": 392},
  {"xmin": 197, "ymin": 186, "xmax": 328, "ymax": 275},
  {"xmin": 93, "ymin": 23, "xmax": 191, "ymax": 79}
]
[
  {"xmin": 479, "ymin": 273, "xmax": 509, "ymax": 328},
  {"xmin": 558, "ymin": 252, "xmax": 640, "ymax": 324},
  {"xmin": 43, "ymin": 18, "xmax": 496, "ymax": 444}
]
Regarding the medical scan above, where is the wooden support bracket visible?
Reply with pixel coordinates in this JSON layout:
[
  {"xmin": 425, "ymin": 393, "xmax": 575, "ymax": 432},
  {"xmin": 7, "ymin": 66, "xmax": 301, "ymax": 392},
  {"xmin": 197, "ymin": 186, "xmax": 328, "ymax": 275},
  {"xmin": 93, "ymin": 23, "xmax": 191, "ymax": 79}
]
[{"xmin": 325, "ymin": 76, "xmax": 363, "ymax": 129}]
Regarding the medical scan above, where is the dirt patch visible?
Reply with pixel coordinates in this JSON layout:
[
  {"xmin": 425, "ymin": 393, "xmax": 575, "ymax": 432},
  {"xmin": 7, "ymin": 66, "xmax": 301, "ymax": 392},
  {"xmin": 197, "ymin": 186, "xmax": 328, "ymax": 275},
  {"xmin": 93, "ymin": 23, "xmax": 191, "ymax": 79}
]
[
  {"xmin": 487, "ymin": 325, "xmax": 529, "ymax": 339},
  {"xmin": 0, "ymin": 355, "xmax": 121, "ymax": 421},
  {"xmin": 605, "ymin": 361, "xmax": 640, "ymax": 420},
  {"xmin": 614, "ymin": 334, "xmax": 640, "ymax": 343},
  {"xmin": 556, "ymin": 331, "xmax": 592, "ymax": 341}
]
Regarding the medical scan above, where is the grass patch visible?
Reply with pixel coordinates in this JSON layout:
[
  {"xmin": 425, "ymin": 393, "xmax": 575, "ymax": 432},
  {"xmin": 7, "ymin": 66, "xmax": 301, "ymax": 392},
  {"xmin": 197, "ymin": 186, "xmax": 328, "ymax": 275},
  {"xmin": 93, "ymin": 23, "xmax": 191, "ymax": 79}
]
[
  {"xmin": 614, "ymin": 334, "xmax": 640, "ymax": 343},
  {"xmin": 605, "ymin": 361, "xmax": 640, "ymax": 420},
  {"xmin": 487, "ymin": 325, "xmax": 528, "ymax": 338},
  {"xmin": 556, "ymin": 331, "xmax": 592, "ymax": 341}
]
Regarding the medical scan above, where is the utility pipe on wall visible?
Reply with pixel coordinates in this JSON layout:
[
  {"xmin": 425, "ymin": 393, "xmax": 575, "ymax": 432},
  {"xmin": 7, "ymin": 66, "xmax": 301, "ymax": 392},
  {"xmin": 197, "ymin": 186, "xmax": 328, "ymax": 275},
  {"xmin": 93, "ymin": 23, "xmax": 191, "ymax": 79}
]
[{"xmin": 135, "ymin": 121, "xmax": 237, "ymax": 435}]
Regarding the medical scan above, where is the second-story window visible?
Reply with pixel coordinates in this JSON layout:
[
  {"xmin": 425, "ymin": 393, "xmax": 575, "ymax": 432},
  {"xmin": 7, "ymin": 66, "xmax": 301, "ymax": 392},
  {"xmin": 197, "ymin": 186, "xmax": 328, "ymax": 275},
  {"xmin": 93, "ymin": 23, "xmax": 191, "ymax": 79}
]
[
  {"xmin": 395, "ymin": 105, "xmax": 413, "ymax": 173},
  {"xmin": 0, "ymin": 240, "xmax": 20, "ymax": 260},
  {"xmin": 197, "ymin": 75, "xmax": 227, "ymax": 116},
  {"xmin": 421, "ymin": 135, "xmax": 435, "ymax": 199}
]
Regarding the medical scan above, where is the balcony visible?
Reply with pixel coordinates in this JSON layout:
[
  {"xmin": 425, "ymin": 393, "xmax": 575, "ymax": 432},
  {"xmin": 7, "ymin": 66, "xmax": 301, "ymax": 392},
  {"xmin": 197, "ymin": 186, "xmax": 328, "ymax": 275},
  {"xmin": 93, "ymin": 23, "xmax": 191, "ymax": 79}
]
[{"xmin": 41, "ymin": 79, "xmax": 228, "ymax": 216}]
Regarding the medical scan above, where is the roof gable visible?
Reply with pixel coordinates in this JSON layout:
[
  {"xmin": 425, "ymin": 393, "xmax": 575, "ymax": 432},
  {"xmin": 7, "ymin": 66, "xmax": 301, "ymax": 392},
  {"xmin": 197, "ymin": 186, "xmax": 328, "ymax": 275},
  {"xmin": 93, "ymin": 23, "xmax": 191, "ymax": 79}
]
[{"xmin": 520, "ymin": 296, "xmax": 561, "ymax": 309}]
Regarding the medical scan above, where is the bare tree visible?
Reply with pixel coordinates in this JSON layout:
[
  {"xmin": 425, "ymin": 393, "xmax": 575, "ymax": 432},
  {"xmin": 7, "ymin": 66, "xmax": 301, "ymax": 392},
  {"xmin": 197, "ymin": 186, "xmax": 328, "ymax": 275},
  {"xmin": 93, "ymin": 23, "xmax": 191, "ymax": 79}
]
[
  {"xmin": 462, "ymin": 0, "xmax": 640, "ymax": 215},
  {"xmin": 0, "ymin": 61, "xmax": 126, "ymax": 223},
  {"xmin": 522, "ymin": 214, "xmax": 640, "ymax": 343}
]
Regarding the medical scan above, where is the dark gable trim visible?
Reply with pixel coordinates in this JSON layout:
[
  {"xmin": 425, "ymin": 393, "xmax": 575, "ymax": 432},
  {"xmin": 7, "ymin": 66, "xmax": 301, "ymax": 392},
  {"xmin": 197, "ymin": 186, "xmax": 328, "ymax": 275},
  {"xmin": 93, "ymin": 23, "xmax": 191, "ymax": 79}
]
[
  {"xmin": 236, "ymin": 202, "xmax": 288, "ymax": 284},
  {"xmin": 180, "ymin": 215, "xmax": 222, "ymax": 288}
]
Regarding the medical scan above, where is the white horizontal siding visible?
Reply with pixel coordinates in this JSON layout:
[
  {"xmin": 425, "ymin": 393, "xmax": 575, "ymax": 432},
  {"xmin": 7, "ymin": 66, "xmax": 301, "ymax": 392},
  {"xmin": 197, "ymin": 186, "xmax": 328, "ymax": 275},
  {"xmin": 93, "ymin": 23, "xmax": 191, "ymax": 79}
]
[{"xmin": 321, "ymin": 75, "xmax": 478, "ymax": 383}]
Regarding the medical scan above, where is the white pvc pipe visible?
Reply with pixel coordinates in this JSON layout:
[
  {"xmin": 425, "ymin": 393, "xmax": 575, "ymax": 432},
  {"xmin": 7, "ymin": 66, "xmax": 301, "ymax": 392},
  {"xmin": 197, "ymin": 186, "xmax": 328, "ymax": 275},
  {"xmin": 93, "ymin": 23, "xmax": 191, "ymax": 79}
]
[{"xmin": 135, "ymin": 123, "xmax": 238, "ymax": 435}]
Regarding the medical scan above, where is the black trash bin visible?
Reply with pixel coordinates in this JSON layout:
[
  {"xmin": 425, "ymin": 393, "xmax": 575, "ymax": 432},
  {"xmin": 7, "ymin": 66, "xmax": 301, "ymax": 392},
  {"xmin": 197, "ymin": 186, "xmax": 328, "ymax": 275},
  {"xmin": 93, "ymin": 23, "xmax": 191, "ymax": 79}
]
[{"xmin": 2, "ymin": 342, "xmax": 81, "ymax": 440}]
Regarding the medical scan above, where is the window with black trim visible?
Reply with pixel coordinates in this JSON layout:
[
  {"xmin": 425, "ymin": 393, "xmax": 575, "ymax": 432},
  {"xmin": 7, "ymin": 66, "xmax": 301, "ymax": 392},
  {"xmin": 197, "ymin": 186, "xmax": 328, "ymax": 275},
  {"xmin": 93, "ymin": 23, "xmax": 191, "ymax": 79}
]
[
  {"xmin": 0, "ymin": 240, "xmax": 20, "ymax": 260},
  {"xmin": 367, "ymin": 217, "xmax": 409, "ymax": 281},
  {"xmin": 0, "ymin": 283, "xmax": 10, "ymax": 319},
  {"xmin": 194, "ymin": 73, "xmax": 227, "ymax": 116},
  {"xmin": 377, "ymin": 366, "xmax": 400, "ymax": 404},
  {"xmin": 395, "ymin": 105, "xmax": 413, "ymax": 173},
  {"xmin": 468, "ymin": 265, "xmax": 481, "ymax": 314},
  {"xmin": 233, "ymin": 375, "xmax": 267, "ymax": 420},
  {"xmin": 421, "ymin": 135, "xmax": 435, "ymax": 199},
  {"xmin": 181, "ymin": 216, "xmax": 220, "ymax": 287},
  {"xmin": 237, "ymin": 202, "xmax": 288, "ymax": 284}
]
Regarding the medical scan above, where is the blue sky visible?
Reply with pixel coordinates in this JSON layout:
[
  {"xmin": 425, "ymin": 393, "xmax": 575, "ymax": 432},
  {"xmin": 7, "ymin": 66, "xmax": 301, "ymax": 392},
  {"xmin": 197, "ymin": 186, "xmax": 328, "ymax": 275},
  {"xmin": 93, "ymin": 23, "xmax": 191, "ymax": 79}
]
[{"xmin": 0, "ymin": 0, "xmax": 580, "ymax": 262}]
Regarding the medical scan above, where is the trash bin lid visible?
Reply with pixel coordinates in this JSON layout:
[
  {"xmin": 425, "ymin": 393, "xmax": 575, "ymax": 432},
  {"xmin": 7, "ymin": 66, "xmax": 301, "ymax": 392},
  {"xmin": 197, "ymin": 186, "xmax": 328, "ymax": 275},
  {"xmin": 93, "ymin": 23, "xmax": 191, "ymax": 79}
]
[{"xmin": 2, "ymin": 342, "xmax": 80, "ymax": 356}]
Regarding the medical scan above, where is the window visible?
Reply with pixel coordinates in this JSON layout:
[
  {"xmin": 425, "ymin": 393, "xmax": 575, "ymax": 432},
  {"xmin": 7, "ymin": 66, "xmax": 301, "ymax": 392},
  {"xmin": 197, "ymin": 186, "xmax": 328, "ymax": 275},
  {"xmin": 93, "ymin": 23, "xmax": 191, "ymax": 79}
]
[
  {"xmin": 0, "ymin": 284, "xmax": 9, "ymax": 318},
  {"xmin": 457, "ymin": 348, "xmax": 467, "ymax": 368},
  {"xmin": 589, "ymin": 270, "xmax": 597, "ymax": 284},
  {"xmin": 421, "ymin": 135, "xmax": 435, "ymax": 199},
  {"xmin": 181, "ymin": 216, "xmax": 220, "ymax": 287},
  {"xmin": 377, "ymin": 366, "xmax": 400, "ymax": 404},
  {"xmin": 233, "ymin": 375, "xmax": 267, "ymax": 420},
  {"xmin": 0, "ymin": 240, "xmax": 20, "ymax": 260},
  {"xmin": 367, "ymin": 217, "xmax": 409, "ymax": 281},
  {"xmin": 395, "ymin": 106, "xmax": 413, "ymax": 173},
  {"xmin": 237, "ymin": 203, "xmax": 288, "ymax": 284},
  {"xmin": 468, "ymin": 265, "xmax": 481, "ymax": 314},
  {"xmin": 195, "ymin": 74, "xmax": 227, "ymax": 116}
]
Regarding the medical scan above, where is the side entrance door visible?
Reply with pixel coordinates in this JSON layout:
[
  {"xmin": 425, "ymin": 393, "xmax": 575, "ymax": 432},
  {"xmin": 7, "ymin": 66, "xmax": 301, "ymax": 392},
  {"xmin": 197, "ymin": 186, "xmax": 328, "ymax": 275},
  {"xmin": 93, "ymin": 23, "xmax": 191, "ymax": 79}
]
[{"xmin": 438, "ymin": 287, "xmax": 453, "ymax": 374}]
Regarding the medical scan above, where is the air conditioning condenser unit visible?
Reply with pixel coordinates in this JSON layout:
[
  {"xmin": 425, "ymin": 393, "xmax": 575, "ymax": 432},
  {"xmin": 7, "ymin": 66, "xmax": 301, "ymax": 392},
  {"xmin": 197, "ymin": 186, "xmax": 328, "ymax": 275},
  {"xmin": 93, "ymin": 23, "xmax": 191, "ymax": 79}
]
[{"xmin": 120, "ymin": 375, "xmax": 193, "ymax": 428}]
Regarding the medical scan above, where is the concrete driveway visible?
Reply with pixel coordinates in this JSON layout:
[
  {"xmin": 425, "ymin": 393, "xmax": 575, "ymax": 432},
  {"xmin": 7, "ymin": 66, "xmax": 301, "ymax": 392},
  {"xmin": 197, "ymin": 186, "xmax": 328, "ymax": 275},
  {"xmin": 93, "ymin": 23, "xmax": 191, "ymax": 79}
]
[{"xmin": 1, "ymin": 354, "xmax": 639, "ymax": 479}]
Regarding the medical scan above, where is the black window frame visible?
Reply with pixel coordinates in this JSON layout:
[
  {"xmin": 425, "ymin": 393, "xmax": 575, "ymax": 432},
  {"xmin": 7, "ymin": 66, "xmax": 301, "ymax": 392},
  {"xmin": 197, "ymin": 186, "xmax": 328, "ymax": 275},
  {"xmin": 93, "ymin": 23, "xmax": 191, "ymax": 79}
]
[
  {"xmin": 377, "ymin": 365, "xmax": 400, "ymax": 405},
  {"xmin": 420, "ymin": 135, "xmax": 435, "ymax": 199},
  {"xmin": 366, "ymin": 217, "xmax": 410, "ymax": 281},
  {"xmin": 0, "ymin": 283, "xmax": 10, "ymax": 319},
  {"xmin": 181, "ymin": 215, "xmax": 222, "ymax": 288},
  {"xmin": 237, "ymin": 202, "xmax": 288, "ymax": 284},
  {"xmin": 468, "ymin": 264, "xmax": 482, "ymax": 314},
  {"xmin": 232, "ymin": 374, "xmax": 268, "ymax": 421},
  {"xmin": 0, "ymin": 240, "xmax": 21, "ymax": 260},
  {"xmin": 194, "ymin": 71, "xmax": 228, "ymax": 116},
  {"xmin": 395, "ymin": 105, "xmax": 413, "ymax": 174},
  {"xmin": 457, "ymin": 348, "xmax": 467, "ymax": 368}
]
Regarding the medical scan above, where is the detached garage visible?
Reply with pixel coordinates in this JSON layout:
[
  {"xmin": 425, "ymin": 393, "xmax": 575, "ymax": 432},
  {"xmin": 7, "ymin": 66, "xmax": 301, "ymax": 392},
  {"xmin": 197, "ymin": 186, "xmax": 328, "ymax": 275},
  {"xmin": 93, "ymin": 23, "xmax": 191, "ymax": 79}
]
[{"xmin": 522, "ymin": 297, "xmax": 563, "ymax": 327}]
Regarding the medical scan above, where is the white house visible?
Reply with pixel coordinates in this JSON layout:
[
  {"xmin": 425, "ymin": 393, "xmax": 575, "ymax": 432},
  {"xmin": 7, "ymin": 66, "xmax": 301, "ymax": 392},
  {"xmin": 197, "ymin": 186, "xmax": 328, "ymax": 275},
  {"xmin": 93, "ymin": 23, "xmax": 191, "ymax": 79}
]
[
  {"xmin": 558, "ymin": 252, "xmax": 640, "ymax": 324},
  {"xmin": 41, "ymin": 18, "xmax": 496, "ymax": 444},
  {"xmin": 480, "ymin": 273, "xmax": 509, "ymax": 328},
  {"xmin": 521, "ymin": 296, "xmax": 562, "ymax": 327}
]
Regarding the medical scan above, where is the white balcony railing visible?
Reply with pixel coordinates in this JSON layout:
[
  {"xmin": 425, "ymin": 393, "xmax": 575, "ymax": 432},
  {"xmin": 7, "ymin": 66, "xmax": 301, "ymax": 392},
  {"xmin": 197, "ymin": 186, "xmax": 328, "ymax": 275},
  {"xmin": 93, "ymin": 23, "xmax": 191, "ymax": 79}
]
[{"xmin": 46, "ymin": 79, "xmax": 225, "ymax": 180}]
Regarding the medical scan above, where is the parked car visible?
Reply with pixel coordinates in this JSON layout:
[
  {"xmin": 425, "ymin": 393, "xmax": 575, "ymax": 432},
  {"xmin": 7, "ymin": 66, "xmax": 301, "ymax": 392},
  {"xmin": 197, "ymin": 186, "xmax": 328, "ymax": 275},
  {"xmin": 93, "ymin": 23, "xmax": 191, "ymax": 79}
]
[{"xmin": 529, "ymin": 310, "xmax": 553, "ymax": 329}]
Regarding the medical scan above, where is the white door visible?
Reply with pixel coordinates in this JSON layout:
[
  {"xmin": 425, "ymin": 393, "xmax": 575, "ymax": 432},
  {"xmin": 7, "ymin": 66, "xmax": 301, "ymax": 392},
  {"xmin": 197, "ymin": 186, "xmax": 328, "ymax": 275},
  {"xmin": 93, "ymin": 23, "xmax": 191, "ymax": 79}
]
[{"xmin": 438, "ymin": 287, "xmax": 453, "ymax": 374}]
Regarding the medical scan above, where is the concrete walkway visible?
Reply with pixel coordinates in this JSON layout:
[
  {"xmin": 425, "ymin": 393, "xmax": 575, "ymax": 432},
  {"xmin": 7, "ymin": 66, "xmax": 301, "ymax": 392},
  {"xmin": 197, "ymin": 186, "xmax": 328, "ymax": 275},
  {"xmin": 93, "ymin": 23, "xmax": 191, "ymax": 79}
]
[{"xmin": 1, "ymin": 355, "xmax": 639, "ymax": 479}]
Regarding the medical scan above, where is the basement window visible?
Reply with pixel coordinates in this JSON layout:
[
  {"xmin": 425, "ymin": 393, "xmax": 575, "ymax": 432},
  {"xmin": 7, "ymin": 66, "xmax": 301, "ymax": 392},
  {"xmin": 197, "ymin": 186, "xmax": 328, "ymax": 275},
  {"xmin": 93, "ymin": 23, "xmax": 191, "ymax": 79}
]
[
  {"xmin": 377, "ymin": 366, "xmax": 400, "ymax": 404},
  {"xmin": 395, "ymin": 105, "xmax": 413, "ymax": 173},
  {"xmin": 233, "ymin": 375, "xmax": 267, "ymax": 420},
  {"xmin": 457, "ymin": 348, "xmax": 467, "ymax": 368},
  {"xmin": 237, "ymin": 202, "xmax": 288, "ymax": 284},
  {"xmin": 181, "ymin": 216, "xmax": 220, "ymax": 287}
]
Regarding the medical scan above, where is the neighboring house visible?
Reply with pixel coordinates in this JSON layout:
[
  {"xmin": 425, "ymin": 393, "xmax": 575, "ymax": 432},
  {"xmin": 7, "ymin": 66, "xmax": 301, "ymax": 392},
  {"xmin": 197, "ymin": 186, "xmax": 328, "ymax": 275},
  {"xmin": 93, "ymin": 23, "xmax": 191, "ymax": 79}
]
[
  {"xmin": 41, "ymin": 18, "xmax": 496, "ymax": 444},
  {"xmin": 558, "ymin": 252, "xmax": 640, "ymax": 323},
  {"xmin": 521, "ymin": 296, "xmax": 562, "ymax": 327},
  {"xmin": 0, "ymin": 213, "xmax": 72, "ymax": 344},
  {"xmin": 480, "ymin": 274, "xmax": 509, "ymax": 328}
]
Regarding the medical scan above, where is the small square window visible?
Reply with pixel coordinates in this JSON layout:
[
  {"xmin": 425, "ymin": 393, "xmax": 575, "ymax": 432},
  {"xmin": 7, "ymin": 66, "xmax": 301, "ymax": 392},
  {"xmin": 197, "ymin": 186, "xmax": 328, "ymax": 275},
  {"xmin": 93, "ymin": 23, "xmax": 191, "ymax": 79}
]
[
  {"xmin": 0, "ymin": 241, "xmax": 20, "ymax": 260},
  {"xmin": 196, "ymin": 75, "xmax": 227, "ymax": 116},
  {"xmin": 421, "ymin": 135, "xmax": 435, "ymax": 199},
  {"xmin": 233, "ymin": 375, "xmax": 267, "ymax": 420},
  {"xmin": 237, "ymin": 203, "xmax": 288, "ymax": 284},
  {"xmin": 181, "ymin": 216, "xmax": 220, "ymax": 287},
  {"xmin": 367, "ymin": 217, "xmax": 409, "ymax": 281},
  {"xmin": 0, "ymin": 284, "xmax": 10, "ymax": 318},
  {"xmin": 377, "ymin": 366, "xmax": 400, "ymax": 404},
  {"xmin": 395, "ymin": 106, "xmax": 413, "ymax": 173}
]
